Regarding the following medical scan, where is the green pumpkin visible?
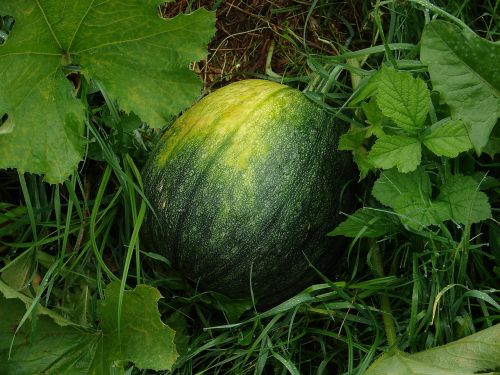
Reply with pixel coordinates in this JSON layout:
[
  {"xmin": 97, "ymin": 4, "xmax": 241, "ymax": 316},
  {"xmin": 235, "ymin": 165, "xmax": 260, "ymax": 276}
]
[{"xmin": 142, "ymin": 79, "xmax": 354, "ymax": 304}]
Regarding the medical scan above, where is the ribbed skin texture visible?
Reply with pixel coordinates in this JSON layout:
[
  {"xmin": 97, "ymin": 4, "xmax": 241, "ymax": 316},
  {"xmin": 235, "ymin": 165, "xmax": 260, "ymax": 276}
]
[{"xmin": 142, "ymin": 79, "xmax": 354, "ymax": 305}]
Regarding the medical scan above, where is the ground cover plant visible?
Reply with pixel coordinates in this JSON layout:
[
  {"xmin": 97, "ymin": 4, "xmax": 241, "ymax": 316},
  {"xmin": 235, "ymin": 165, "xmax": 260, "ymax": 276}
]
[{"xmin": 0, "ymin": 0, "xmax": 499, "ymax": 374}]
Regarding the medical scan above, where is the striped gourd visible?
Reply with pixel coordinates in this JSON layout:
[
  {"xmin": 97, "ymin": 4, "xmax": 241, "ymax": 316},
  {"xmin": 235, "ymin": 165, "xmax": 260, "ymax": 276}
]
[{"xmin": 142, "ymin": 79, "xmax": 353, "ymax": 304}]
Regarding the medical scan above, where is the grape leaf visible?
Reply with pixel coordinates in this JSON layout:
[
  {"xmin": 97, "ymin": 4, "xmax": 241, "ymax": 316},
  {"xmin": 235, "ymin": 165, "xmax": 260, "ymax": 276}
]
[
  {"xmin": 422, "ymin": 118, "xmax": 473, "ymax": 157},
  {"xmin": 0, "ymin": 1, "xmax": 215, "ymax": 182},
  {"xmin": 420, "ymin": 20, "xmax": 500, "ymax": 153},
  {"xmin": 0, "ymin": 281, "xmax": 178, "ymax": 374},
  {"xmin": 90, "ymin": 282, "xmax": 178, "ymax": 372},
  {"xmin": 353, "ymin": 150, "xmax": 373, "ymax": 181},
  {"xmin": 436, "ymin": 175, "xmax": 492, "ymax": 224},
  {"xmin": 0, "ymin": 297, "xmax": 99, "ymax": 375},
  {"xmin": 376, "ymin": 67, "xmax": 430, "ymax": 133},
  {"xmin": 368, "ymin": 135, "xmax": 421, "ymax": 172},
  {"xmin": 365, "ymin": 324, "xmax": 500, "ymax": 375},
  {"xmin": 483, "ymin": 135, "xmax": 500, "ymax": 158},
  {"xmin": 328, "ymin": 208, "xmax": 399, "ymax": 238}
]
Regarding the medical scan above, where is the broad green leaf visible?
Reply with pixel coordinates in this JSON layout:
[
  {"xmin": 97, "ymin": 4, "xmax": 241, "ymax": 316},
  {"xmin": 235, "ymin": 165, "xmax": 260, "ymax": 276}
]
[
  {"xmin": 328, "ymin": 208, "xmax": 399, "ymax": 238},
  {"xmin": 0, "ymin": 278, "xmax": 76, "ymax": 327},
  {"xmin": 353, "ymin": 150, "xmax": 373, "ymax": 181},
  {"xmin": 421, "ymin": 20, "xmax": 500, "ymax": 153},
  {"xmin": 0, "ymin": 297, "xmax": 99, "ymax": 375},
  {"xmin": 368, "ymin": 135, "xmax": 421, "ymax": 172},
  {"xmin": 365, "ymin": 324, "xmax": 500, "ymax": 375},
  {"xmin": 0, "ymin": 282, "xmax": 178, "ymax": 374},
  {"xmin": 0, "ymin": 1, "xmax": 215, "ymax": 182},
  {"xmin": 338, "ymin": 127, "xmax": 368, "ymax": 151},
  {"xmin": 437, "ymin": 175, "xmax": 492, "ymax": 224},
  {"xmin": 361, "ymin": 99, "xmax": 388, "ymax": 138},
  {"xmin": 371, "ymin": 168, "xmax": 445, "ymax": 229},
  {"xmin": 376, "ymin": 67, "xmax": 430, "ymax": 133},
  {"xmin": 90, "ymin": 282, "xmax": 178, "ymax": 372},
  {"xmin": 422, "ymin": 118, "xmax": 473, "ymax": 157},
  {"xmin": 0, "ymin": 68, "xmax": 85, "ymax": 183},
  {"xmin": 339, "ymin": 127, "xmax": 373, "ymax": 180},
  {"xmin": 372, "ymin": 168, "xmax": 431, "ymax": 208},
  {"xmin": 392, "ymin": 195, "xmax": 449, "ymax": 229},
  {"xmin": 1, "ymin": 248, "xmax": 36, "ymax": 291}
]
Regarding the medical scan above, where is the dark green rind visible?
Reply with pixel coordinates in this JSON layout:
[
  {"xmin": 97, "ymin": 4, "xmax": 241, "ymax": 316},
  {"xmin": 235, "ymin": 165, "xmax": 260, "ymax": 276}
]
[{"xmin": 142, "ymin": 79, "xmax": 354, "ymax": 304}]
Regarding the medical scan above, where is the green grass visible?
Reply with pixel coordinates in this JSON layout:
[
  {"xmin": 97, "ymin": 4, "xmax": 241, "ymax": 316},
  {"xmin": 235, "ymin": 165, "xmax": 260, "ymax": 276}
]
[{"xmin": 0, "ymin": 0, "xmax": 499, "ymax": 374}]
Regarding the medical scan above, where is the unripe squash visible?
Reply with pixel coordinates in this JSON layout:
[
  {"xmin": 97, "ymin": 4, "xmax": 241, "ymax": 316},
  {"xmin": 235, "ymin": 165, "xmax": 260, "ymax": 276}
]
[{"xmin": 142, "ymin": 79, "xmax": 353, "ymax": 304}]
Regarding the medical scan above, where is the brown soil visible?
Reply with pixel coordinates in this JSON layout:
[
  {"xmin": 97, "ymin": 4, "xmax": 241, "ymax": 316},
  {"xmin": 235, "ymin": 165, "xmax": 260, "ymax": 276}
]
[{"xmin": 162, "ymin": 1, "xmax": 371, "ymax": 88}]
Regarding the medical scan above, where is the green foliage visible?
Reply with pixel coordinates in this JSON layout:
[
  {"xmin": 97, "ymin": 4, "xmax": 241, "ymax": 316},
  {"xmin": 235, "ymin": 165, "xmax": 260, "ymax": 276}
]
[
  {"xmin": 0, "ymin": 281, "xmax": 177, "ymax": 374},
  {"xmin": 345, "ymin": 65, "xmax": 477, "ymax": 174},
  {"xmin": 91, "ymin": 282, "xmax": 178, "ymax": 372},
  {"xmin": 422, "ymin": 119, "xmax": 473, "ymax": 158},
  {"xmin": 0, "ymin": 0, "xmax": 215, "ymax": 182},
  {"xmin": 328, "ymin": 6, "xmax": 499, "ymax": 373},
  {"xmin": 0, "ymin": 296, "xmax": 98, "ymax": 375},
  {"xmin": 376, "ymin": 66, "xmax": 430, "ymax": 133},
  {"xmin": 368, "ymin": 135, "xmax": 422, "ymax": 172},
  {"xmin": 365, "ymin": 324, "xmax": 500, "ymax": 375},
  {"xmin": 0, "ymin": 1, "xmax": 498, "ymax": 374},
  {"xmin": 420, "ymin": 20, "xmax": 500, "ymax": 153},
  {"xmin": 437, "ymin": 175, "xmax": 492, "ymax": 225},
  {"xmin": 328, "ymin": 208, "xmax": 399, "ymax": 238},
  {"xmin": 334, "ymin": 43, "xmax": 495, "ymax": 232}
]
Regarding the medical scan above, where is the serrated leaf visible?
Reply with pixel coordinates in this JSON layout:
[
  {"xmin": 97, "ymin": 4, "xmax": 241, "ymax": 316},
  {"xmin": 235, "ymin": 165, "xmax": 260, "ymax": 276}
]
[
  {"xmin": 376, "ymin": 67, "xmax": 430, "ymax": 133},
  {"xmin": 339, "ymin": 127, "xmax": 374, "ymax": 180},
  {"xmin": 372, "ymin": 168, "xmax": 431, "ymax": 208},
  {"xmin": 422, "ymin": 118, "xmax": 473, "ymax": 157},
  {"xmin": 361, "ymin": 99, "xmax": 388, "ymax": 138},
  {"xmin": 90, "ymin": 282, "xmax": 178, "ymax": 372},
  {"xmin": 0, "ymin": 297, "xmax": 99, "ymax": 375},
  {"xmin": 436, "ymin": 175, "xmax": 492, "ymax": 224},
  {"xmin": 420, "ymin": 20, "xmax": 500, "ymax": 153},
  {"xmin": 338, "ymin": 127, "xmax": 368, "ymax": 151},
  {"xmin": 0, "ymin": 1, "xmax": 215, "ymax": 182},
  {"xmin": 353, "ymin": 150, "xmax": 373, "ymax": 180},
  {"xmin": 328, "ymin": 208, "xmax": 399, "ymax": 238},
  {"xmin": 368, "ymin": 135, "xmax": 421, "ymax": 172},
  {"xmin": 371, "ymin": 168, "xmax": 445, "ymax": 229},
  {"xmin": 365, "ymin": 324, "xmax": 500, "ymax": 375},
  {"xmin": 393, "ymin": 195, "xmax": 449, "ymax": 229}
]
